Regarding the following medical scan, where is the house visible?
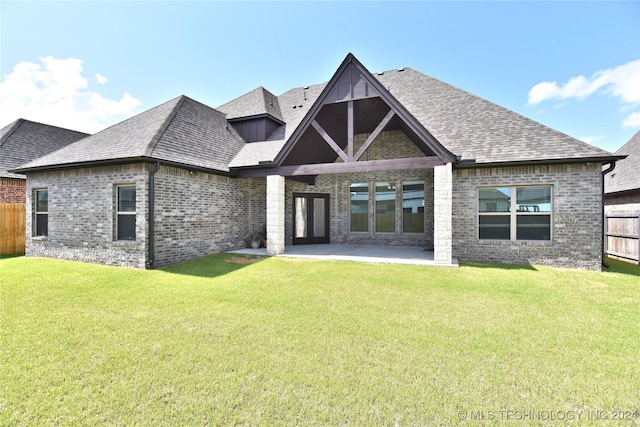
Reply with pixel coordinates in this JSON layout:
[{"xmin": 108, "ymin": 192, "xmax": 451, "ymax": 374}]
[
  {"xmin": 12, "ymin": 54, "xmax": 621, "ymax": 270},
  {"xmin": 0, "ymin": 119, "xmax": 89, "ymax": 254},
  {"xmin": 605, "ymin": 131, "xmax": 640, "ymax": 214},
  {"xmin": 604, "ymin": 131, "xmax": 639, "ymax": 264}
]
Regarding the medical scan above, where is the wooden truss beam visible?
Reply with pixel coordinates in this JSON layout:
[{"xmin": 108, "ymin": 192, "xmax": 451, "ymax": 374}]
[
  {"xmin": 311, "ymin": 120, "xmax": 348, "ymax": 162},
  {"xmin": 272, "ymin": 156, "xmax": 443, "ymax": 176},
  {"xmin": 353, "ymin": 109, "xmax": 395, "ymax": 161}
]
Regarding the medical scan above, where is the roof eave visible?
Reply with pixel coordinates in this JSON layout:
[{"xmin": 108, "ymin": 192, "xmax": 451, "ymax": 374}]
[
  {"xmin": 454, "ymin": 155, "xmax": 626, "ymax": 169},
  {"xmin": 227, "ymin": 113, "xmax": 286, "ymax": 126},
  {"xmin": 9, "ymin": 157, "xmax": 232, "ymax": 177}
]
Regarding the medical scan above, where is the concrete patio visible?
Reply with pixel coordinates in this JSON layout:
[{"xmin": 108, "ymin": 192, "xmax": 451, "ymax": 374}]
[{"xmin": 229, "ymin": 244, "xmax": 459, "ymax": 267}]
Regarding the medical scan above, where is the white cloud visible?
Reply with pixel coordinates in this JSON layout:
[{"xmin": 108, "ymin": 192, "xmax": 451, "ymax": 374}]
[
  {"xmin": 0, "ymin": 56, "xmax": 141, "ymax": 133},
  {"xmin": 622, "ymin": 112, "xmax": 640, "ymax": 128},
  {"xmin": 579, "ymin": 135, "xmax": 604, "ymax": 144},
  {"xmin": 527, "ymin": 59, "xmax": 640, "ymax": 129},
  {"xmin": 96, "ymin": 73, "xmax": 107, "ymax": 85},
  {"xmin": 527, "ymin": 59, "xmax": 640, "ymax": 106}
]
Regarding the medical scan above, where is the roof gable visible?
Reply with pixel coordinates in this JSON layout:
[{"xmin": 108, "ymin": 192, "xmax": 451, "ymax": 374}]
[
  {"xmin": 14, "ymin": 96, "xmax": 246, "ymax": 174},
  {"xmin": 605, "ymin": 131, "xmax": 640, "ymax": 194},
  {"xmin": 1, "ymin": 119, "xmax": 89, "ymax": 178},
  {"xmin": 272, "ymin": 53, "xmax": 456, "ymax": 169},
  {"xmin": 218, "ymin": 86, "xmax": 284, "ymax": 123}
]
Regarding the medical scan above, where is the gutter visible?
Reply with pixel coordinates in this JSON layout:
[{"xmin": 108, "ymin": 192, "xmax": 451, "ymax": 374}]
[
  {"xmin": 601, "ymin": 161, "xmax": 617, "ymax": 269},
  {"xmin": 147, "ymin": 161, "xmax": 161, "ymax": 268}
]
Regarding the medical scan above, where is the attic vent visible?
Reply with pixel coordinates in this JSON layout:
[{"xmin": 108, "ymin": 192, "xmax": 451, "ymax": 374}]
[
  {"xmin": 397, "ymin": 67, "xmax": 405, "ymax": 72},
  {"xmin": 303, "ymin": 86, "xmax": 309, "ymax": 89},
  {"xmin": 377, "ymin": 71, "xmax": 384, "ymax": 75}
]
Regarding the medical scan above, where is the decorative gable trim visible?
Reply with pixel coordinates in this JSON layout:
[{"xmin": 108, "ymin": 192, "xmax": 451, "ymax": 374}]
[{"xmin": 272, "ymin": 53, "xmax": 456, "ymax": 168}]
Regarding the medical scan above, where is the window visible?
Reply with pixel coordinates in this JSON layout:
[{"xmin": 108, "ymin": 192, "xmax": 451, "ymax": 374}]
[
  {"xmin": 116, "ymin": 185, "xmax": 136, "ymax": 241},
  {"xmin": 350, "ymin": 183, "xmax": 368, "ymax": 232},
  {"xmin": 402, "ymin": 181, "xmax": 424, "ymax": 233},
  {"xmin": 478, "ymin": 186, "xmax": 551, "ymax": 241},
  {"xmin": 375, "ymin": 182, "xmax": 396, "ymax": 233},
  {"xmin": 34, "ymin": 189, "xmax": 48, "ymax": 236}
]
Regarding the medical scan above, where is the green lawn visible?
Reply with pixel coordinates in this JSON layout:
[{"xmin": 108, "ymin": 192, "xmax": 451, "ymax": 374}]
[{"xmin": 1, "ymin": 254, "xmax": 639, "ymax": 425}]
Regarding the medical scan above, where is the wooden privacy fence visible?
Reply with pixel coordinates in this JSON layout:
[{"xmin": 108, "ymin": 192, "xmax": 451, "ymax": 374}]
[
  {"xmin": 1, "ymin": 203, "xmax": 26, "ymax": 255},
  {"xmin": 605, "ymin": 213, "xmax": 640, "ymax": 264}
]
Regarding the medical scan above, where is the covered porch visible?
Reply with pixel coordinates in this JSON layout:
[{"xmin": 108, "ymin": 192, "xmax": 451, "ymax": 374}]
[{"xmin": 230, "ymin": 243, "xmax": 458, "ymax": 267}]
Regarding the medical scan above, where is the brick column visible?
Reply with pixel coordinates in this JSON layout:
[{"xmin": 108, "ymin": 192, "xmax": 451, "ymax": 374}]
[
  {"xmin": 266, "ymin": 175, "xmax": 285, "ymax": 255},
  {"xmin": 433, "ymin": 163, "xmax": 452, "ymax": 264}
]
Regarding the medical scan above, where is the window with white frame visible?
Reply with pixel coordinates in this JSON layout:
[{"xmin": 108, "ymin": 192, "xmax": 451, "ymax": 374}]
[
  {"xmin": 116, "ymin": 185, "xmax": 136, "ymax": 241},
  {"xmin": 34, "ymin": 189, "xmax": 48, "ymax": 236},
  {"xmin": 478, "ymin": 186, "xmax": 552, "ymax": 241}
]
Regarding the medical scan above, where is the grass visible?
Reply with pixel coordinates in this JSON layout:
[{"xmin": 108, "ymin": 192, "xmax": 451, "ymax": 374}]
[{"xmin": 1, "ymin": 254, "xmax": 639, "ymax": 425}]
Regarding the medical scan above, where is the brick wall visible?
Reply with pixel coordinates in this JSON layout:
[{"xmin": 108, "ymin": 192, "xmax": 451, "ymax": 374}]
[
  {"xmin": 152, "ymin": 166, "xmax": 265, "ymax": 267},
  {"xmin": 25, "ymin": 164, "xmax": 266, "ymax": 268},
  {"xmin": 26, "ymin": 164, "xmax": 149, "ymax": 268},
  {"xmin": 452, "ymin": 163, "xmax": 603, "ymax": 270},
  {"xmin": 0, "ymin": 178, "xmax": 26, "ymax": 203}
]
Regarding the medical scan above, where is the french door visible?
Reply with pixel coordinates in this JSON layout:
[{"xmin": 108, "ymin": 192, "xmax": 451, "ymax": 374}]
[{"xmin": 292, "ymin": 193, "xmax": 330, "ymax": 245}]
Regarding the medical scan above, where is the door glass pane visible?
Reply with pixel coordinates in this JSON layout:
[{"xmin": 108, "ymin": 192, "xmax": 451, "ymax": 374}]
[
  {"xmin": 479, "ymin": 215, "xmax": 510, "ymax": 240},
  {"xmin": 375, "ymin": 182, "xmax": 395, "ymax": 233},
  {"xmin": 479, "ymin": 188, "xmax": 511, "ymax": 213},
  {"xmin": 295, "ymin": 197, "xmax": 307, "ymax": 238},
  {"xmin": 350, "ymin": 183, "xmax": 368, "ymax": 232},
  {"xmin": 313, "ymin": 198, "xmax": 325, "ymax": 238},
  {"xmin": 516, "ymin": 186, "xmax": 551, "ymax": 212},
  {"xmin": 402, "ymin": 181, "xmax": 424, "ymax": 233}
]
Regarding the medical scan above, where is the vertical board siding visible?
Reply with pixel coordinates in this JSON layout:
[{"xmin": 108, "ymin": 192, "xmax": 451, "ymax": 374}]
[
  {"xmin": 1, "ymin": 204, "xmax": 26, "ymax": 255},
  {"xmin": 605, "ymin": 214, "xmax": 640, "ymax": 264}
]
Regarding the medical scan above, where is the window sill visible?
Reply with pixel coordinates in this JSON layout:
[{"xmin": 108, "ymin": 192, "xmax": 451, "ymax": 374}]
[
  {"xmin": 478, "ymin": 239, "xmax": 552, "ymax": 245},
  {"xmin": 31, "ymin": 236, "xmax": 48, "ymax": 241},
  {"xmin": 113, "ymin": 240, "xmax": 137, "ymax": 246}
]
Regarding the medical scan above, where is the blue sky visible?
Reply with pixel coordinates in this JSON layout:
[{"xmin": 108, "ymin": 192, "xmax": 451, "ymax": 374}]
[{"xmin": 1, "ymin": 1, "xmax": 638, "ymax": 152}]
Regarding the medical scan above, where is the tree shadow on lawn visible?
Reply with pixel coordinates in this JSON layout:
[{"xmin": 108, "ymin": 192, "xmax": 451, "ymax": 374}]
[{"xmin": 160, "ymin": 253, "xmax": 268, "ymax": 278}]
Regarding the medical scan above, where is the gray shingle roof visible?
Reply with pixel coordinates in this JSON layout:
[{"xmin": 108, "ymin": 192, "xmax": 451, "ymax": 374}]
[
  {"xmin": 228, "ymin": 65, "xmax": 613, "ymax": 168},
  {"xmin": 14, "ymin": 96, "xmax": 246, "ymax": 174},
  {"xmin": 1, "ymin": 119, "xmax": 89, "ymax": 179},
  {"xmin": 377, "ymin": 68, "xmax": 612, "ymax": 164},
  {"xmin": 13, "ymin": 55, "xmax": 617, "ymax": 175},
  {"xmin": 605, "ymin": 131, "xmax": 640, "ymax": 194},
  {"xmin": 218, "ymin": 86, "xmax": 283, "ymax": 123}
]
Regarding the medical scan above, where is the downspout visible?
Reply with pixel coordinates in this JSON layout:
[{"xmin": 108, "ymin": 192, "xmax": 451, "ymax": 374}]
[
  {"xmin": 147, "ymin": 161, "xmax": 161, "ymax": 268},
  {"xmin": 601, "ymin": 161, "xmax": 616, "ymax": 268}
]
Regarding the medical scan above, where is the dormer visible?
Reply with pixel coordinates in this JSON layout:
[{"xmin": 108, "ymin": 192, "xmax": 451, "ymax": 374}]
[{"xmin": 218, "ymin": 87, "xmax": 284, "ymax": 142}]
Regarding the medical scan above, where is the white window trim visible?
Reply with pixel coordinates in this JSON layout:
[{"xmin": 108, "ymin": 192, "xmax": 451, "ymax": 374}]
[
  {"xmin": 33, "ymin": 188, "xmax": 48, "ymax": 237},
  {"xmin": 478, "ymin": 185, "xmax": 553, "ymax": 241},
  {"xmin": 115, "ymin": 184, "xmax": 136, "ymax": 241}
]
